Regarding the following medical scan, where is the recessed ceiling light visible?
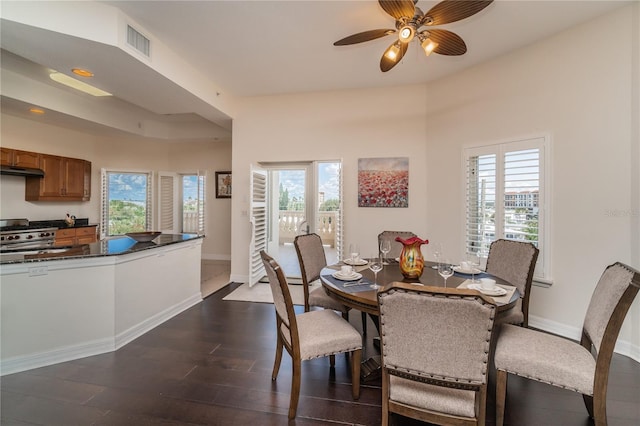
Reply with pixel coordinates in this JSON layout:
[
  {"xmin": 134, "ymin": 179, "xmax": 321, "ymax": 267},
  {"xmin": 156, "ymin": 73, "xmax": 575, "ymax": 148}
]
[
  {"xmin": 72, "ymin": 68, "xmax": 94, "ymax": 77},
  {"xmin": 49, "ymin": 71, "xmax": 112, "ymax": 97},
  {"xmin": 29, "ymin": 107, "xmax": 45, "ymax": 114}
]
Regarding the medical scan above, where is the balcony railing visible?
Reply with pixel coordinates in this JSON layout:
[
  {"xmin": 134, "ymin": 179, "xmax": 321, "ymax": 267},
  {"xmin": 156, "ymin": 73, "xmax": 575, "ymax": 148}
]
[
  {"xmin": 279, "ymin": 210, "xmax": 337, "ymax": 247},
  {"xmin": 183, "ymin": 211, "xmax": 199, "ymax": 233}
]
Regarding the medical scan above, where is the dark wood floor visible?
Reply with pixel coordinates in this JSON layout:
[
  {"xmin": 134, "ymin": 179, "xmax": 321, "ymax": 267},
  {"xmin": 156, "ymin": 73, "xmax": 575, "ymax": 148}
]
[{"xmin": 2, "ymin": 282, "xmax": 639, "ymax": 425}]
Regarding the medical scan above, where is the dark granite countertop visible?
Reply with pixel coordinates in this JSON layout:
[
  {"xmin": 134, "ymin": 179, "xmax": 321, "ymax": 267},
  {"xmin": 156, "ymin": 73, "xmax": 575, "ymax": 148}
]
[
  {"xmin": 0, "ymin": 234, "xmax": 203, "ymax": 265},
  {"xmin": 29, "ymin": 218, "xmax": 97, "ymax": 229}
]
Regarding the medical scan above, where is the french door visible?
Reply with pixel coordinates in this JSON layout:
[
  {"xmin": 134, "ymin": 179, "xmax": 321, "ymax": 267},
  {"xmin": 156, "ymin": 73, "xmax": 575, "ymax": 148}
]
[{"xmin": 249, "ymin": 161, "xmax": 342, "ymax": 283}]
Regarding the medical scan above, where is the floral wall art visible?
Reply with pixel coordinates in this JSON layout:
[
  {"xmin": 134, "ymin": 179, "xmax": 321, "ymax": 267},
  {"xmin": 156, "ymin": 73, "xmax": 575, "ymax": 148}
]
[{"xmin": 357, "ymin": 157, "xmax": 409, "ymax": 207}]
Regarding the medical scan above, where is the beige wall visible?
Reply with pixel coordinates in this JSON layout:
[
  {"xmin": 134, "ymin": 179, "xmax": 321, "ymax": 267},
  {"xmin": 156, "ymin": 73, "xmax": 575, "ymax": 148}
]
[
  {"xmin": 232, "ymin": 4, "xmax": 639, "ymax": 358},
  {"xmin": 0, "ymin": 114, "xmax": 231, "ymax": 259}
]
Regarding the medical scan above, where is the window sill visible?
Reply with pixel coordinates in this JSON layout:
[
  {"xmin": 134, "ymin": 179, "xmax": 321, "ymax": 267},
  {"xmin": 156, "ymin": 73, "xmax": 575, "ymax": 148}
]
[{"xmin": 533, "ymin": 277, "xmax": 553, "ymax": 288}]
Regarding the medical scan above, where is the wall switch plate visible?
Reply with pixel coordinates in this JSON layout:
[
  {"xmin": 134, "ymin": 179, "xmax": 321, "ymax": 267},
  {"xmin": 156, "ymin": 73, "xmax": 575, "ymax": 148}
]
[{"xmin": 28, "ymin": 266, "xmax": 48, "ymax": 276}]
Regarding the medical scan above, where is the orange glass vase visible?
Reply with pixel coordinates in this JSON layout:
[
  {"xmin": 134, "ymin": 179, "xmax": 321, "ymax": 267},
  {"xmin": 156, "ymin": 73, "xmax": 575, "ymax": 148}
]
[{"xmin": 395, "ymin": 236, "xmax": 429, "ymax": 281}]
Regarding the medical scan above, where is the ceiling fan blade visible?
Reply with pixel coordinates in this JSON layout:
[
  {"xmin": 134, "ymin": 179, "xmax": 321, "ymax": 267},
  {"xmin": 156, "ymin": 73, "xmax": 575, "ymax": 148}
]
[
  {"xmin": 424, "ymin": 0, "xmax": 493, "ymax": 26},
  {"xmin": 378, "ymin": 0, "xmax": 416, "ymax": 20},
  {"xmin": 427, "ymin": 29, "xmax": 467, "ymax": 56},
  {"xmin": 380, "ymin": 41, "xmax": 409, "ymax": 72},
  {"xmin": 334, "ymin": 29, "xmax": 396, "ymax": 46}
]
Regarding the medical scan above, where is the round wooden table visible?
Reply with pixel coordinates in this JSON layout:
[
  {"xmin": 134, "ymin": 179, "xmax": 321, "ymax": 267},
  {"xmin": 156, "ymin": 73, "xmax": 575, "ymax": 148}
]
[{"xmin": 320, "ymin": 260, "xmax": 519, "ymax": 316}]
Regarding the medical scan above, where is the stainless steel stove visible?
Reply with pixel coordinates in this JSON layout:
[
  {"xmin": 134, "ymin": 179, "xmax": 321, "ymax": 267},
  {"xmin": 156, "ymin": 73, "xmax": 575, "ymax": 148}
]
[{"xmin": 0, "ymin": 219, "xmax": 57, "ymax": 252}]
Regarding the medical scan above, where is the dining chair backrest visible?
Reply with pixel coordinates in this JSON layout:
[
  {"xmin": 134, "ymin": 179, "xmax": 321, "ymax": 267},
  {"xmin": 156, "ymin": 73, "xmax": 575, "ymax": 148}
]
[
  {"xmin": 378, "ymin": 231, "xmax": 417, "ymax": 259},
  {"xmin": 485, "ymin": 239, "xmax": 539, "ymax": 326},
  {"xmin": 583, "ymin": 262, "xmax": 640, "ymax": 356},
  {"xmin": 378, "ymin": 283, "xmax": 497, "ymax": 425},
  {"xmin": 261, "ymin": 250, "xmax": 296, "ymax": 343},
  {"xmin": 294, "ymin": 233, "xmax": 327, "ymax": 310}
]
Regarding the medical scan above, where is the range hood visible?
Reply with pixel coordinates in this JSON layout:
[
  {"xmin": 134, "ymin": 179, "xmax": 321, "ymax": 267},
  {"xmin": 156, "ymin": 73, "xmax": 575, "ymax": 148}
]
[{"xmin": 0, "ymin": 165, "xmax": 45, "ymax": 177}]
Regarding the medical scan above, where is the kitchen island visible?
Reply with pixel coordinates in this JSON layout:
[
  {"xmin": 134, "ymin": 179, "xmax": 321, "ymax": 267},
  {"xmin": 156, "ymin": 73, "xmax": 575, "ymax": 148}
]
[{"xmin": 1, "ymin": 234, "xmax": 203, "ymax": 375}]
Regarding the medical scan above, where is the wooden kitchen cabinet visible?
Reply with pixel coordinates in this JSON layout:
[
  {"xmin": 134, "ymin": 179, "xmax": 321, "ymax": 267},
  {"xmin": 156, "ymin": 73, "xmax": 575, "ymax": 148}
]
[
  {"xmin": 25, "ymin": 154, "xmax": 91, "ymax": 201},
  {"xmin": 1, "ymin": 148, "xmax": 40, "ymax": 168},
  {"xmin": 54, "ymin": 226, "xmax": 98, "ymax": 247}
]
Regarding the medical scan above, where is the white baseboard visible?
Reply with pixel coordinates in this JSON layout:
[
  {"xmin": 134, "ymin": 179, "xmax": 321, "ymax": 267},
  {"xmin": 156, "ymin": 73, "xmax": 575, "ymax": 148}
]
[
  {"xmin": 115, "ymin": 293, "xmax": 202, "ymax": 349},
  {"xmin": 0, "ymin": 293, "xmax": 203, "ymax": 376},
  {"xmin": 0, "ymin": 337, "xmax": 115, "ymax": 376},
  {"xmin": 230, "ymin": 274, "xmax": 249, "ymax": 283},
  {"xmin": 529, "ymin": 314, "xmax": 640, "ymax": 363}
]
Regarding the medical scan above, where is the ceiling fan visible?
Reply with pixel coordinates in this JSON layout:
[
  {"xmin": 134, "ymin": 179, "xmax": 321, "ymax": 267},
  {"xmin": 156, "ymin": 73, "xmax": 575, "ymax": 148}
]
[{"xmin": 334, "ymin": 0, "xmax": 494, "ymax": 72}]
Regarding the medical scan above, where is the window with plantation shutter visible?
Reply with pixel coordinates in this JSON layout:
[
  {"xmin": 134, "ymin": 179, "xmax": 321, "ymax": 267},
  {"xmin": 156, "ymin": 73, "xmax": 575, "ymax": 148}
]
[
  {"xmin": 101, "ymin": 169, "xmax": 153, "ymax": 236},
  {"xmin": 465, "ymin": 135, "xmax": 549, "ymax": 280}
]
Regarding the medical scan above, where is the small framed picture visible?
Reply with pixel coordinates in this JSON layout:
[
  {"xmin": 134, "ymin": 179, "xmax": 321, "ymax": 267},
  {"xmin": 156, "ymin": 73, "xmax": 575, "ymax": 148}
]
[{"xmin": 215, "ymin": 171, "xmax": 232, "ymax": 198}]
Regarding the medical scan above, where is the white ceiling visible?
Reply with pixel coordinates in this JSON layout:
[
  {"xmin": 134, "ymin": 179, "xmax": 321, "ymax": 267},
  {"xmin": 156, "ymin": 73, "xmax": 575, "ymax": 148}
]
[{"xmin": 0, "ymin": 0, "xmax": 631, "ymax": 139}]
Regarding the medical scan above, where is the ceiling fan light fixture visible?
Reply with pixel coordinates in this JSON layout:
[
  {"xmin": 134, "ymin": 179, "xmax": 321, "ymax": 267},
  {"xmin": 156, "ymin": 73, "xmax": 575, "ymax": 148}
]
[
  {"xmin": 398, "ymin": 25, "xmax": 415, "ymax": 43},
  {"xmin": 421, "ymin": 37, "xmax": 439, "ymax": 56},
  {"xmin": 384, "ymin": 42, "xmax": 402, "ymax": 61}
]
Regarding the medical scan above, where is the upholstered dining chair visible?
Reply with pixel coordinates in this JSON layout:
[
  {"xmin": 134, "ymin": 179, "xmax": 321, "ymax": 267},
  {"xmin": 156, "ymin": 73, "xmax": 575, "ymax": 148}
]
[
  {"xmin": 260, "ymin": 250, "xmax": 362, "ymax": 419},
  {"xmin": 484, "ymin": 239, "xmax": 539, "ymax": 327},
  {"xmin": 378, "ymin": 283, "xmax": 497, "ymax": 426},
  {"xmin": 494, "ymin": 262, "xmax": 640, "ymax": 426},
  {"xmin": 377, "ymin": 230, "xmax": 417, "ymax": 259},
  {"xmin": 294, "ymin": 233, "xmax": 368, "ymax": 334}
]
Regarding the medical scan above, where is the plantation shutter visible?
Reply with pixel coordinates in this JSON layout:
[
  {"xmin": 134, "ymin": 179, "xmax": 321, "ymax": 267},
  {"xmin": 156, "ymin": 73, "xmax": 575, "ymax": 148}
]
[
  {"xmin": 336, "ymin": 161, "xmax": 344, "ymax": 261},
  {"xmin": 197, "ymin": 171, "xmax": 206, "ymax": 235},
  {"xmin": 249, "ymin": 165, "xmax": 268, "ymax": 286},
  {"xmin": 503, "ymin": 149, "xmax": 540, "ymax": 243},
  {"xmin": 465, "ymin": 152, "xmax": 497, "ymax": 258},
  {"xmin": 100, "ymin": 168, "xmax": 108, "ymax": 239},
  {"xmin": 145, "ymin": 172, "xmax": 154, "ymax": 231},
  {"xmin": 158, "ymin": 172, "xmax": 178, "ymax": 234}
]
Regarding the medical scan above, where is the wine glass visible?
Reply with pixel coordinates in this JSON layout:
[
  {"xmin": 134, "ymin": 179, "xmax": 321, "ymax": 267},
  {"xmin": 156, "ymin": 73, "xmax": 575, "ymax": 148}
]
[
  {"xmin": 467, "ymin": 252, "xmax": 481, "ymax": 284},
  {"xmin": 438, "ymin": 260, "xmax": 454, "ymax": 288},
  {"xmin": 369, "ymin": 256, "xmax": 383, "ymax": 289},
  {"xmin": 380, "ymin": 238, "xmax": 391, "ymax": 265},
  {"xmin": 348, "ymin": 243, "xmax": 360, "ymax": 265},
  {"xmin": 431, "ymin": 243, "xmax": 442, "ymax": 269}
]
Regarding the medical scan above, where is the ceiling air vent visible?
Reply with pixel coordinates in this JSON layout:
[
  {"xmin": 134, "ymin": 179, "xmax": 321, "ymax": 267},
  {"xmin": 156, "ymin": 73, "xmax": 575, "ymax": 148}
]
[{"xmin": 127, "ymin": 25, "xmax": 150, "ymax": 57}]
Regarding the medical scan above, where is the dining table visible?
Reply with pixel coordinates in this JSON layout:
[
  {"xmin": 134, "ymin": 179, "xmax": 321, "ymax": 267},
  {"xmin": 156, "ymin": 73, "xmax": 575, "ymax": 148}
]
[
  {"xmin": 320, "ymin": 259, "xmax": 520, "ymax": 316},
  {"xmin": 320, "ymin": 258, "xmax": 520, "ymax": 382}
]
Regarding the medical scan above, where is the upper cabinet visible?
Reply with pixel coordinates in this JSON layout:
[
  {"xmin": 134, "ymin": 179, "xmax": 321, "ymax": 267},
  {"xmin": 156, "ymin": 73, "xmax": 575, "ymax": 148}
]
[
  {"xmin": 1, "ymin": 148, "xmax": 40, "ymax": 168},
  {"xmin": 25, "ymin": 154, "xmax": 91, "ymax": 201}
]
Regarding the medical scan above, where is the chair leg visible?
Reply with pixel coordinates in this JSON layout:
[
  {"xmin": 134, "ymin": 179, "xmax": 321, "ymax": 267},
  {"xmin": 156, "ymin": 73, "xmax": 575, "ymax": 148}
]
[
  {"xmin": 361, "ymin": 311, "xmax": 368, "ymax": 335},
  {"xmin": 583, "ymin": 394, "xmax": 594, "ymax": 419},
  {"xmin": 495, "ymin": 369, "xmax": 508, "ymax": 426},
  {"xmin": 272, "ymin": 334, "xmax": 284, "ymax": 380},
  {"xmin": 381, "ymin": 367, "xmax": 390, "ymax": 426},
  {"xmin": 330, "ymin": 354, "xmax": 335, "ymax": 367},
  {"xmin": 352, "ymin": 348, "xmax": 362, "ymax": 400},
  {"xmin": 289, "ymin": 357, "xmax": 302, "ymax": 419}
]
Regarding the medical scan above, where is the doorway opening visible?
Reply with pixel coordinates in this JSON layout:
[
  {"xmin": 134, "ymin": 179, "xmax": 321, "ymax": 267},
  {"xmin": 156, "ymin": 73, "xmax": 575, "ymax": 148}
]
[{"xmin": 250, "ymin": 161, "xmax": 342, "ymax": 284}]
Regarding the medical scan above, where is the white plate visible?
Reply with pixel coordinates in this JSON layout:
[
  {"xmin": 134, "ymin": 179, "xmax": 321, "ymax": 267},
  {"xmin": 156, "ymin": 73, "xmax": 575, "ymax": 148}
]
[
  {"xmin": 343, "ymin": 258, "xmax": 368, "ymax": 266},
  {"xmin": 467, "ymin": 283, "xmax": 507, "ymax": 296},
  {"xmin": 332, "ymin": 271, "xmax": 363, "ymax": 281},
  {"xmin": 453, "ymin": 266, "xmax": 483, "ymax": 275}
]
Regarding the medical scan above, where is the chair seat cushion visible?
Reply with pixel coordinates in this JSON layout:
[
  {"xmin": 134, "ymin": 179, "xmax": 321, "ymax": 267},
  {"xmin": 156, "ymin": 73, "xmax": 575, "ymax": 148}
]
[
  {"xmin": 495, "ymin": 299, "xmax": 524, "ymax": 326},
  {"xmin": 296, "ymin": 310, "xmax": 362, "ymax": 360},
  {"xmin": 494, "ymin": 324, "xmax": 596, "ymax": 395},
  {"xmin": 389, "ymin": 375, "xmax": 476, "ymax": 418},
  {"xmin": 309, "ymin": 285, "xmax": 348, "ymax": 313}
]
